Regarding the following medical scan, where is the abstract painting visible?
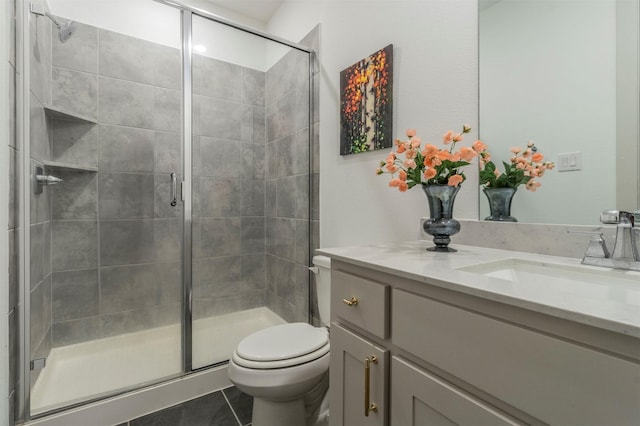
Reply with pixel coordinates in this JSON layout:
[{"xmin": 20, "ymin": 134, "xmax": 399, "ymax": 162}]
[{"xmin": 340, "ymin": 44, "xmax": 393, "ymax": 155}]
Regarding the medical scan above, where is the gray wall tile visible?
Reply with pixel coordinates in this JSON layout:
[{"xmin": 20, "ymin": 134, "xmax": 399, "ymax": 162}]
[
  {"xmin": 276, "ymin": 176, "xmax": 296, "ymax": 218},
  {"xmin": 241, "ymin": 254, "xmax": 266, "ymax": 291},
  {"xmin": 241, "ymin": 180, "xmax": 265, "ymax": 217},
  {"xmin": 98, "ymin": 29, "xmax": 155, "ymax": 85},
  {"xmin": 52, "ymin": 21, "xmax": 98, "ymax": 74},
  {"xmin": 253, "ymin": 106, "xmax": 266, "ymax": 144},
  {"xmin": 51, "ymin": 67, "xmax": 98, "ymax": 119},
  {"xmin": 193, "ymin": 255, "xmax": 242, "ymax": 298},
  {"xmin": 154, "ymin": 131, "xmax": 181, "ymax": 173},
  {"xmin": 99, "ymin": 125, "xmax": 154, "ymax": 172},
  {"xmin": 52, "ymin": 316, "xmax": 102, "ymax": 347},
  {"xmin": 30, "ymin": 276, "xmax": 52, "ymax": 356},
  {"xmin": 193, "ymin": 290, "xmax": 264, "ymax": 319},
  {"xmin": 295, "ymin": 219, "xmax": 310, "ymax": 265},
  {"xmin": 99, "ymin": 76, "xmax": 154, "ymax": 129},
  {"xmin": 293, "ymin": 129, "xmax": 310, "ymax": 175},
  {"xmin": 194, "ymin": 177, "xmax": 241, "ymax": 218},
  {"xmin": 52, "ymin": 220, "xmax": 98, "ymax": 271},
  {"xmin": 30, "ymin": 223, "xmax": 44, "ymax": 290},
  {"xmin": 52, "ymin": 269, "xmax": 99, "ymax": 322},
  {"xmin": 197, "ymin": 136, "xmax": 242, "ymax": 178},
  {"xmin": 101, "ymin": 264, "xmax": 164, "ymax": 314},
  {"xmin": 52, "ymin": 120, "xmax": 98, "ymax": 167},
  {"xmin": 193, "ymin": 217, "xmax": 241, "ymax": 258},
  {"xmin": 99, "ymin": 173, "xmax": 154, "ymax": 219},
  {"xmin": 154, "ymin": 45, "xmax": 181, "ymax": 90},
  {"xmin": 294, "ymin": 174, "xmax": 310, "ymax": 220},
  {"xmin": 241, "ymin": 217, "xmax": 265, "ymax": 255},
  {"xmin": 30, "ymin": 94, "xmax": 51, "ymax": 162},
  {"xmin": 51, "ymin": 170, "xmax": 97, "ymax": 220},
  {"xmin": 101, "ymin": 304, "xmax": 181, "ymax": 338},
  {"xmin": 199, "ymin": 96, "xmax": 241, "ymax": 140},
  {"xmin": 242, "ymin": 67, "xmax": 265, "ymax": 106},
  {"xmin": 199, "ymin": 57, "xmax": 241, "ymax": 101},
  {"xmin": 154, "ymin": 87, "xmax": 180, "ymax": 133},
  {"xmin": 100, "ymin": 220, "xmax": 154, "ymax": 266},
  {"xmin": 30, "ymin": 15, "xmax": 52, "ymax": 105},
  {"xmin": 154, "ymin": 219, "xmax": 181, "ymax": 262}
]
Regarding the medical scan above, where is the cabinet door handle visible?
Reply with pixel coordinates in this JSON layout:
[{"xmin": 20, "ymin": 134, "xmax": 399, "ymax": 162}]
[
  {"xmin": 364, "ymin": 355, "xmax": 378, "ymax": 417},
  {"xmin": 342, "ymin": 297, "xmax": 358, "ymax": 306}
]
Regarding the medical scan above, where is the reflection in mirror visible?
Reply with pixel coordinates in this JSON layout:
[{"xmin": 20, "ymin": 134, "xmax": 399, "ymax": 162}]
[{"xmin": 479, "ymin": 0, "xmax": 639, "ymax": 225}]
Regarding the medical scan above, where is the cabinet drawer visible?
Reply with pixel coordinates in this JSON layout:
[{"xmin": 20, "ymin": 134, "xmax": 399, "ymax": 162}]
[
  {"xmin": 332, "ymin": 270, "xmax": 389, "ymax": 338},
  {"xmin": 391, "ymin": 356, "xmax": 520, "ymax": 426},
  {"xmin": 392, "ymin": 289, "xmax": 640, "ymax": 425}
]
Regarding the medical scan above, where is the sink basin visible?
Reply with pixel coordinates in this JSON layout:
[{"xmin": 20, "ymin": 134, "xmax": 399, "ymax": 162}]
[{"xmin": 457, "ymin": 258, "xmax": 640, "ymax": 292}]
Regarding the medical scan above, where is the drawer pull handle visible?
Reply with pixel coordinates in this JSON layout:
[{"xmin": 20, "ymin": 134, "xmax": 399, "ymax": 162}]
[
  {"xmin": 342, "ymin": 297, "xmax": 358, "ymax": 306},
  {"xmin": 364, "ymin": 355, "xmax": 378, "ymax": 417}
]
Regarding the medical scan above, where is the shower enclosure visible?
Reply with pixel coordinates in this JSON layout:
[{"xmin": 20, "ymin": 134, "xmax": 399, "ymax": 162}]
[{"xmin": 18, "ymin": 0, "xmax": 317, "ymax": 420}]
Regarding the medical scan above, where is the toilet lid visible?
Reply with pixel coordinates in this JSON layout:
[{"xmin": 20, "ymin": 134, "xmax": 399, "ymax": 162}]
[{"xmin": 236, "ymin": 323, "xmax": 329, "ymax": 362}]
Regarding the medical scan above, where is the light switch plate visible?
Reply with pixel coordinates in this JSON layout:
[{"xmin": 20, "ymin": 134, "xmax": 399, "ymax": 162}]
[{"xmin": 557, "ymin": 152, "xmax": 582, "ymax": 172}]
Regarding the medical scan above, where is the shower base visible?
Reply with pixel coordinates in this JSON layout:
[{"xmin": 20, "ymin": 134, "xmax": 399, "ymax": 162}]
[{"xmin": 30, "ymin": 307, "xmax": 285, "ymax": 417}]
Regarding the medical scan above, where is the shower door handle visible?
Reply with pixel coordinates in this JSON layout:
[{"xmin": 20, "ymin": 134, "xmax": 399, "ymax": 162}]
[{"xmin": 170, "ymin": 173, "xmax": 177, "ymax": 206}]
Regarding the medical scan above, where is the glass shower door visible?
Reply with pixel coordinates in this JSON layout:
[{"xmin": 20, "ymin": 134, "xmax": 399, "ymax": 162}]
[
  {"xmin": 189, "ymin": 14, "xmax": 313, "ymax": 369},
  {"xmin": 27, "ymin": 2, "xmax": 183, "ymax": 414}
]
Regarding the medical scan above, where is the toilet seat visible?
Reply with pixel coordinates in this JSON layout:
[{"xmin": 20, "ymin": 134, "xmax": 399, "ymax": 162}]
[{"xmin": 233, "ymin": 323, "xmax": 329, "ymax": 370}]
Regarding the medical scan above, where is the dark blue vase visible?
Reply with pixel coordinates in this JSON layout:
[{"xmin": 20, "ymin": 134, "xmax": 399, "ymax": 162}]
[
  {"xmin": 483, "ymin": 187, "xmax": 518, "ymax": 222},
  {"xmin": 421, "ymin": 184, "xmax": 461, "ymax": 252}
]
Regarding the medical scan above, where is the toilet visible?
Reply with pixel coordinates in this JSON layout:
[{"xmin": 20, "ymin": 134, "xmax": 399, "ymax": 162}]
[{"xmin": 228, "ymin": 255, "xmax": 332, "ymax": 426}]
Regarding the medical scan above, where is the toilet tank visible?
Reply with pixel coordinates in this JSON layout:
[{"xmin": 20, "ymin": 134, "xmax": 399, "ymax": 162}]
[{"xmin": 312, "ymin": 255, "xmax": 331, "ymax": 326}]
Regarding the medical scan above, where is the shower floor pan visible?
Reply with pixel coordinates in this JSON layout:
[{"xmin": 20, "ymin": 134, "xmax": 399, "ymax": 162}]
[{"xmin": 31, "ymin": 307, "xmax": 285, "ymax": 415}]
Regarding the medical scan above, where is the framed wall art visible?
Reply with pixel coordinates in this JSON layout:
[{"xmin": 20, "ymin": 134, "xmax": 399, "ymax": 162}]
[{"xmin": 340, "ymin": 44, "xmax": 393, "ymax": 155}]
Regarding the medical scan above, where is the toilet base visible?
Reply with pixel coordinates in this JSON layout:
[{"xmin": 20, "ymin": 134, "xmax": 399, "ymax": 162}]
[{"xmin": 252, "ymin": 398, "xmax": 306, "ymax": 426}]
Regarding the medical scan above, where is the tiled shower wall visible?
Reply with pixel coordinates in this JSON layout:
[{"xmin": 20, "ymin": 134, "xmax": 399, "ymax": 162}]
[
  {"xmin": 190, "ymin": 52, "xmax": 269, "ymax": 320},
  {"xmin": 265, "ymin": 27, "xmax": 320, "ymax": 323}
]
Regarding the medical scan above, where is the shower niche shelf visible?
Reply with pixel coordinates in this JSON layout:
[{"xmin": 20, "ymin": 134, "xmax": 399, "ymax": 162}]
[
  {"xmin": 44, "ymin": 104, "xmax": 98, "ymax": 124},
  {"xmin": 43, "ymin": 160, "xmax": 98, "ymax": 172}
]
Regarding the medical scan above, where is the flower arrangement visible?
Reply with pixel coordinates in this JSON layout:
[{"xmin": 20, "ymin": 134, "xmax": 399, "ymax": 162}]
[
  {"xmin": 479, "ymin": 142, "xmax": 555, "ymax": 192},
  {"xmin": 376, "ymin": 125, "xmax": 487, "ymax": 192}
]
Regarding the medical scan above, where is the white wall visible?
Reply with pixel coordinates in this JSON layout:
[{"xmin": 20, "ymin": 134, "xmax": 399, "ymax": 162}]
[
  {"xmin": 479, "ymin": 0, "xmax": 617, "ymax": 225},
  {"xmin": 268, "ymin": 0, "xmax": 480, "ymax": 248}
]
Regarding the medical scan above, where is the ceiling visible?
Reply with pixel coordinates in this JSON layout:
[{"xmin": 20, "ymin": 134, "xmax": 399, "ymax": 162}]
[{"xmin": 206, "ymin": 0, "xmax": 285, "ymax": 23}]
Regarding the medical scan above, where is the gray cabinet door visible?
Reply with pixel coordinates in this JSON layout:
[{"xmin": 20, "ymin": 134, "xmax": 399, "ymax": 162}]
[
  {"xmin": 330, "ymin": 323, "xmax": 388, "ymax": 426},
  {"xmin": 390, "ymin": 356, "xmax": 521, "ymax": 426}
]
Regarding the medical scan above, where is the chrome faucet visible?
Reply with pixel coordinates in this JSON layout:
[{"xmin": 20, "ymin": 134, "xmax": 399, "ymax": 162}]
[{"xmin": 581, "ymin": 210, "xmax": 640, "ymax": 272}]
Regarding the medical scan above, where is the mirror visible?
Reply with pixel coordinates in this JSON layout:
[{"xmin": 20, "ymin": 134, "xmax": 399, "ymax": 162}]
[{"xmin": 479, "ymin": 0, "xmax": 639, "ymax": 225}]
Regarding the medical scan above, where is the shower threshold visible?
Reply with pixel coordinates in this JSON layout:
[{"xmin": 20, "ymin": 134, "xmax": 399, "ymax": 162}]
[{"xmin": 30, "ymin": 307, "xmax": 285, "ymax": 415}]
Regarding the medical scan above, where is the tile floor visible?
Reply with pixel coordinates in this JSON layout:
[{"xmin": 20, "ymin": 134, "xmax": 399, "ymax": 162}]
[{"xmin": 118, "ymin": 387, "xmax": 253, "ymax": 426}]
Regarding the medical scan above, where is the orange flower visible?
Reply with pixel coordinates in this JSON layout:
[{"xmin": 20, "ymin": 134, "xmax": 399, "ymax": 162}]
[
  {"xmin": 447, "ymin": 174, "xmax": 464, "ymax": 187},
  {"xmin": 399, "ymin": 170, "xmax": 407, "ymax": 181},
  {"xmin": 531, "ymin": 152, "xmax": 544, "ymax": 163},
  {"xmin": 424, "ymin": 168, "xmax": 437, "ymax": 179},
  {"xmin": 435, "ymin": 150, "xmax": 451, "ymax": 161},
  {"xmin": 421, "ymin": 144, "xmax": 439, "ymax": 158},
  {"xmin": 472, "ymin": 140, "xmax": 487, "ymax": 153},
  {"xmin": 406, "ymin": 129, "xmax": 416, "ymax": 137},
  {"xmin": 459, "ymin": 146, "xmax": 478, "ymax": 162}
]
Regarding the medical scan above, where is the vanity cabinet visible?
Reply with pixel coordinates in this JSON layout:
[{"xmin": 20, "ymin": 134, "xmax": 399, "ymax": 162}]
[{"xmin": 328, "ymin": 260, "xmax": 640, "ymax": 426}]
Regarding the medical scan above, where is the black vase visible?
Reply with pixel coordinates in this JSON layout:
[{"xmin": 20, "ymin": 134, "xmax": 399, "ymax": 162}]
[
  {"xmin": 421, "ymin": 184, "xmax": 461, "ymax": 252},
  {"xmin": 483, "ymin": 187, "xmax": 518, "ymax": 222}
]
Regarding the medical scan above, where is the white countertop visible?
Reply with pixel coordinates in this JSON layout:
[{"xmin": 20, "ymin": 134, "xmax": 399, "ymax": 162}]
[{"xmin": 317, "ymin": 241, "xmax": 640, "ymax": 338}]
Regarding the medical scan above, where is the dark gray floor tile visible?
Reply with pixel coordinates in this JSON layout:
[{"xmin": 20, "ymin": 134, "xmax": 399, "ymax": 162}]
[
  {"xmin": 129, "ymin": 391, "xmax": 239, "ymax": 426},
  {"xmin": 130, "ymin": 403, "xmax": 182, "ymax": 426},
  {"xmin": 223, "ymin": 387, "xmax": 253, "ymax": 426}
]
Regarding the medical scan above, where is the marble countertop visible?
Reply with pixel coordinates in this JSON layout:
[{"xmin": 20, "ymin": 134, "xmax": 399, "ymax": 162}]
[{"xmin": 317, "ymin": 241, "xmax": 640, "ymax": 338}]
